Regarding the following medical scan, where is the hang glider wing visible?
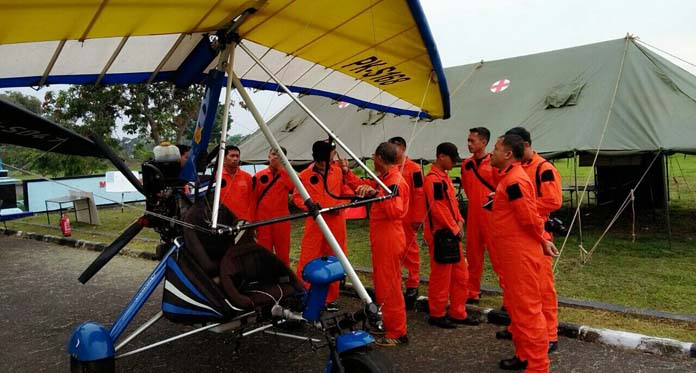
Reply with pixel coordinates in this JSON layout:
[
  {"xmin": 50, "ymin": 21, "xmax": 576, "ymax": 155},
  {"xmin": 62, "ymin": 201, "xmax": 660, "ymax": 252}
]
[
  {"xmin": 0, "ymin": 98, "xmax": 105, "ymax": 158},
  {"xmin": 0, "ymin": 0, "xmax": 449, "ymax": 119}
]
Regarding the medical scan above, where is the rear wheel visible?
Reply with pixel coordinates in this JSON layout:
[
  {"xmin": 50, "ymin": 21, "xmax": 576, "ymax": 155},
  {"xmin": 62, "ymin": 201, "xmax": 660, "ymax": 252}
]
[
  {"xmin": 333, "ymin": 347, "xmax": 392, "ymax": 373},
  {"xmin": 70, "ymin": 356, "xmax": 115, "ymax": 373}
]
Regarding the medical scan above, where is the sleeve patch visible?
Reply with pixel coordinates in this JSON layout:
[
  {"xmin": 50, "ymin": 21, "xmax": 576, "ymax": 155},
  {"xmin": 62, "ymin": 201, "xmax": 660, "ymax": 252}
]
[
  {"xmin": 412, "ymin": 171, "xmax": 423, "ymax": 188},
  {"xmin": 220, "ymin": 179, "xmax": 227, "ymax": 188},
  {"xmin": 541, "ymin": 169, "xmax": 555, "ymax": 182},
  {"xmin": 260, "ymin": 174, "xmax": 270, "ymax": 184},
  {"xmin": 433, "ymin": 182, "xmax": 444, "ymax": 200},
  {"xmin": 506, "ymin": 183, "xmax": 523, "ymax": 201},
  {"xmin": 309, "ymin": 175, "xmax": 320, "ymax": 185},
  {"xmin": 464, "ymin": 161, "xmax": 474, "ymax": 170}
]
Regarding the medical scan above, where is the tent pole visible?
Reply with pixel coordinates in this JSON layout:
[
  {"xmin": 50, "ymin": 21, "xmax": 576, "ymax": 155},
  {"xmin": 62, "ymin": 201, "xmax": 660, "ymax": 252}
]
[
  {"xmin": 662, "ymin": 152, "xmax": 672, "ymax": 248},
  {"xmin": 237, "ymin": 41, "xmax": 391, "ymax": 194},
  {"xmin": 574, "ymin": 151, "xmax": 583, "ymax": 244},
  {"xmin": 229, "ymin": 73, "xmax": 374, "ymax": 305}
]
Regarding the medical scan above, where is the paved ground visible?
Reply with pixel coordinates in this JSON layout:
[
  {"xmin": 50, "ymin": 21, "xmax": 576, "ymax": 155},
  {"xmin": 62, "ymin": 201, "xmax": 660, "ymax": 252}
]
[{"xmin": 1, "ymin": 236, "xmax": 695, "ymax": 372}]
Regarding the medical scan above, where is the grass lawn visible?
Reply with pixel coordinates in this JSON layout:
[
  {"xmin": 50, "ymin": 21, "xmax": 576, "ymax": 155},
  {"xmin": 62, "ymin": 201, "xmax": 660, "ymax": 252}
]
[{"xmin": 4, "ymin": 154, "xmax": 696, "ymax": 341}]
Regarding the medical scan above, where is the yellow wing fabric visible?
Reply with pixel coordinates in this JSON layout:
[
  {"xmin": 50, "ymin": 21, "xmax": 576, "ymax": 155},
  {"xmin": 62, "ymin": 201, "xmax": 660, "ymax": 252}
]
[{"xmin": 0, "ymin": 0, "xmax": 449, "ymax": 118}]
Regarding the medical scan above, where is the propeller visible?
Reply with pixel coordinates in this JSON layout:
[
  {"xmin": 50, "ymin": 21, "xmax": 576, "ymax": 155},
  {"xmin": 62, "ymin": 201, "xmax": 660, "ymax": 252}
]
[{"xmin": 78, "ymin": 217, "xmax": 146, "ymax": 284}]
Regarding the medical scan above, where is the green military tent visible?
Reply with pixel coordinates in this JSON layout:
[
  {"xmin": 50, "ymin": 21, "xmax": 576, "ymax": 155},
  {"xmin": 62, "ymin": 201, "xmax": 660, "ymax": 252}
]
[{"xmin": 239, "ymin": 36, "xmax": 696, "ymax": 163}]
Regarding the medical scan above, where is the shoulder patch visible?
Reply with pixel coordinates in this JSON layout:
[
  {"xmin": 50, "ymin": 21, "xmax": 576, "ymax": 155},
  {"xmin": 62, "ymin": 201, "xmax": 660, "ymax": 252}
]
[
  {"xmin": 309, "ymin": 175, "xmax": 319, "ymax": 185},
  {"xmin": 464, "ymin": 161, "xmax": 474, "ymax": 170},
  {"xmin": 412, "ymin": 171, "xmax": 423, "ymax": 188},
  {"xmin": 260, "ymin": 174, "xmax": 270, "ymax": 184},
  {"xmin": 433, "ymin": 182, "xmax": 444, "ymax": 200},
  {"xmin": 220, "ymin": 179, "xmax": 227, "ymax": 188},
  {"xmin": 506, "ymin": 183, "xmax": 523, "ymax": 201},
  {"xmin": 541, "ymin": 169, "xmax": 555, "ymax": 182}
]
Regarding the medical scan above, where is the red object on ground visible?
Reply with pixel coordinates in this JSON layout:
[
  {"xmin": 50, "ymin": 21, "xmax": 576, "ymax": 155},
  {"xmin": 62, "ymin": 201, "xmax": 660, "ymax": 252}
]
[{"xmin": 60, "ymin": 214, "xmax": 71, "ymax": 237}]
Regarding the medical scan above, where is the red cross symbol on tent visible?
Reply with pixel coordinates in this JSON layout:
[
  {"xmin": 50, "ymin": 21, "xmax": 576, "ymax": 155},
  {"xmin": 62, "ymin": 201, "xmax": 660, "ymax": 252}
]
[
  {"xmin": 490, "ymin": 79, "xmax": 511, "ymax": 93},
  {"xmin": 338, "ymin": 101, "xmax": 350, "ymax": 108}
]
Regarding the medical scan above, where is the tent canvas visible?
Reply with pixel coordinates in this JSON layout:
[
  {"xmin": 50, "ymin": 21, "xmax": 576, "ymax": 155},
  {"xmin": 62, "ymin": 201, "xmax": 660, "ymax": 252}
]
[{"xmin": 239, "ymin": 37, "xmax": 696, "ymax": 163}]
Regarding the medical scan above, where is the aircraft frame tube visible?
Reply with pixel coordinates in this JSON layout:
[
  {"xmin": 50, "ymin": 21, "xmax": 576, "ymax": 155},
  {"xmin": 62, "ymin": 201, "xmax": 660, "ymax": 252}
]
[{"xmin": 230, "ymin": 73, "xmax": 373, "ymax": 304}]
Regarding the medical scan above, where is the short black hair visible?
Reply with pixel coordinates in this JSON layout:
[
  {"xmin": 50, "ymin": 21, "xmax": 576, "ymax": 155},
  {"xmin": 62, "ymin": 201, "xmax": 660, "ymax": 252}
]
[
  {"xmin": 375, "ymin": 142, "xmax": 397, "ymax": 164},
  {"xmin": 225, "ymin": 145, "xmax": 241, "ymax": 156},
  {"xmin": 505, "ymin": 126, "xmax": 531, "ymax": 145},
  {"xmin": 469, "ymin": 127, "xmax": 490, "ymax": 143},
  {"xmin": 388, "ymin": 136, "xmax": 407, "ymax": 148},
  {"xmin": 176, "ymin": 144, "xmax": 191, "ymax": 154},
  {"xmin": 501, "ymin": 134, "xmax": 525, "ymax": 160},
  {"xmin": 270, "ymin": 146, "xmax": 287, "ymax": 156}
]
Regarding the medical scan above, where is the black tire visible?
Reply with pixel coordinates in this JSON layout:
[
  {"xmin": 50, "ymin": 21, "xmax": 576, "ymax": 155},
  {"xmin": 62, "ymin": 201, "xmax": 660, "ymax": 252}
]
[
  {"xmin": 70, "ymin": 356, "xmax": 115, "ymax": 373},
  {"xmin": 333, "ymin": 347, "xmax": 392, "ymax": 373}
]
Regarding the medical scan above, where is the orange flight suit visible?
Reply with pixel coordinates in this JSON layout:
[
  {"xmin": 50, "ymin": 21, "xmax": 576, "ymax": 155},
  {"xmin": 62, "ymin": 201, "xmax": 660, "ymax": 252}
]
[
  {"xmin": 253, "ymin": 167, "xmax": 295, "ymax": 266},
  {"xmin": 363, "ymin": 165, "xmax": 410, "ymax": 338},
  {"xmin": 522, "ymin": 152, "xmax": 563, "ymax": 343},
  {"xmin": 423, "ymin": 166, "xmax": 469, "ymax": 320},
  {"xmin": 461, "ymin": 154, "xmax": 497, "ymax": 300},
  {"xmin": 399, "ymin": 157, "xmax": 426, "ymax": 289},
  {"xmin": 220, "ymin": 168, "xmax": 254, "ymax": 221},
  {"xmin": 491, "ymin": 163, "xmax": 549, "ymax": 373},
  {"xmin": 292, "ymin": 162, "xmax": 360, "ymax": 304}
]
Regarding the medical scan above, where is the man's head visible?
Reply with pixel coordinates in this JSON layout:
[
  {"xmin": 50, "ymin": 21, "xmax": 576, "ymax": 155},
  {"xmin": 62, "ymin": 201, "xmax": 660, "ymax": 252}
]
[
  {"xmin": 467, "ymin": 127, "xmax": 490, "ymax": 155},
  {"xmin": 491, "ymin": 134, "xmax": 525, "ymax": 170},
  {"xmin": 268, "ymin": 146, "xmax": 287, "ymax": 170},
  {"xmin": 435, "ymin": 142, "xmax": 462, "ymax": 171},
  {"xmin": 312, "ymin": 139, "xmax": 336, "ymax": 163},
  {"xmin": 373, "ymin": 142, "xmax": 397, "ymax": 173},
  {"xmin": 504, "ymin": 126, "xmax": 533, "ymax": 160},
  {"xmin": 176, "ymin": 144, "xmax": 191, "ymax": 168},
  {"xmin": 224, "ymin": 145, "xmax": 241, "ymax": 172},
  {"xmin": 388, "ymin": 136, "xmax": 407, "ymax": 162}
]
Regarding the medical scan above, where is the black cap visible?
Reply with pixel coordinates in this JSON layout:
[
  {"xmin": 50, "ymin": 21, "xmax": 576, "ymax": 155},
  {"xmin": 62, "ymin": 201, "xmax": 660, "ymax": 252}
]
[
  {"xmin": 312, "ymin": 140, "xmax": 334, "ymax": 162},
  {"xmin": 436, "ymin": 142, "xmax": 462, "ymax": 163}
]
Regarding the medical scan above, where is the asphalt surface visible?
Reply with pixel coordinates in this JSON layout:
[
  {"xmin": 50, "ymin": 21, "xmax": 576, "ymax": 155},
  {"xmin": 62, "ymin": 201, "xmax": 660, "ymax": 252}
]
[{"xmin": 1, "ymin": 236, "xmax": 695, "ymax": 372}]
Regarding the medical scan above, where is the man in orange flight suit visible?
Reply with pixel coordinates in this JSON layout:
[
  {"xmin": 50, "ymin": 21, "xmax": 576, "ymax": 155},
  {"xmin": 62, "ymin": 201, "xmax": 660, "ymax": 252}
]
[
  {"xmin": 354, "ymin": 142, "xmax": 410, "ymax": 346},
  {"xmin": 388, "ymin": 136, "xmax": 426, "ymax": 308},
  {"xmin": 506, "ymin": 127, "xmax": 563, "ymax": 353},
  {"xmin": 220, "ymin": 145, "xmax": 254, "ymax": 221},
  {"xmin": 292, "ymin": 140, "xmax": 361, "ymax": 311},
  {"xmin": 424, "ymin": 142, "xmax": 479, "ymax": 329},
  {"xmin": 490, "ymin": 134, "xmax": 559, "ymax": 372},
  {"xmin": 460, "ymin": 127, "xmax": 497, "ymax": 304},
  {"xmin": 253, "ymin": 147, "xmax": 295, "ymax": 266}
]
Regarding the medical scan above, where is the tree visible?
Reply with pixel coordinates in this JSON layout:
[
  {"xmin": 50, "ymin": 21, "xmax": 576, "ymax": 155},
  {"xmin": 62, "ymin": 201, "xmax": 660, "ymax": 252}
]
[{"xmin": 0, "ymin": 92, "xmax": 107, "ymax": 177}]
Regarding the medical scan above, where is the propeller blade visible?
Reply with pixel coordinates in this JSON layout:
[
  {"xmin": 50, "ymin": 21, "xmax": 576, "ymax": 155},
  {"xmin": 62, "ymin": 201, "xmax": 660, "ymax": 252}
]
[
  {"xmin": 78, "ymin": 218, "xmax": 145, "ymax": 284},
  {"xmin": 89, "ymin": 133, "xmax": 145, "ymax": 195}
]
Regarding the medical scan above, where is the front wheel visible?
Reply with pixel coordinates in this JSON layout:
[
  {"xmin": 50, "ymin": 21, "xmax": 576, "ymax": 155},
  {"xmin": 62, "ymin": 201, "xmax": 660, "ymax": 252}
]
[
  {"xmin": 333, "ymin": 347, "xmax": 392, "ymax": 373},
  {"xmin": 70, "ymin": 356, "xmax": 115, "ymax": 373}
]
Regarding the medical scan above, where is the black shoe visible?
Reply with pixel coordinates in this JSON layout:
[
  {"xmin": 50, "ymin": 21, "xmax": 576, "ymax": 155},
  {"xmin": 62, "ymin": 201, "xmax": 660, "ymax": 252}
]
[
  {"xmin": 449, "ymin": 315, "xmax": 479, "ymax": 326},
  {"xmin": 324, "ymin": 302, "xmax": 339, "ymax": 312},
  {"xmin": 499, "ymin": 356, "xmax": 527, "ymax": 370},
  {"xmin": 495, "ymin": 328, "xmax": 513, "ymax": 340},
  {"xmin": 428, "ymin": 316, "xmax": 457, "ymax": 329},
  {"xmin": 404, "ymin": 287, "xmax": 419, "ymax": 310},
  {"xmin": 465, "ymin": 298, "xmax": 480, "ymax": 305},
  {"xmin": 548, "ymin": 341, "xmax": 558, "ymax": 353}
]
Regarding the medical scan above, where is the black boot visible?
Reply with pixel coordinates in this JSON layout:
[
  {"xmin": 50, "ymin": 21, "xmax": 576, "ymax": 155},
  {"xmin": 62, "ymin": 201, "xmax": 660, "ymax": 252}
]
[
  {"xmin": 548, "ymin": 341, "xmax": 558, "ymax": 353},
  {"xmin": 428, "ymin": 316, "xmax": 457, "ymax": 329},
  {"xmin": 449, "ymin": 315, "xmax": 479, "ymax": 326},
  {"xmin": 495, "ymin": 328, "xmax": 513, "ymax": 340},
  {"xmin": 499, "ymin": 356, "xmax": 527, "ymax": 370},
  {"xmin": 404, "ymin": 287, "xmax": 419, "ymax": 310}
]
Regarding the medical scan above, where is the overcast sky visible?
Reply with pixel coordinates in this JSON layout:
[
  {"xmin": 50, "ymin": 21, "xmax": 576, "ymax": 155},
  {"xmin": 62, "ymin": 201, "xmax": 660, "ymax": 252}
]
[{"xmin": 3, "ymin": 0, "xmax": 695, "ymax": 138}]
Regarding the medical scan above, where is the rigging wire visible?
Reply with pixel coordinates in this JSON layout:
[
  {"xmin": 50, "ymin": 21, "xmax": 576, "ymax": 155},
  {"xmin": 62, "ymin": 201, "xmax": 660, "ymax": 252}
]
[{"xmin": 553, "ymin": 37, "xmax": 631, "ymax": 272}]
